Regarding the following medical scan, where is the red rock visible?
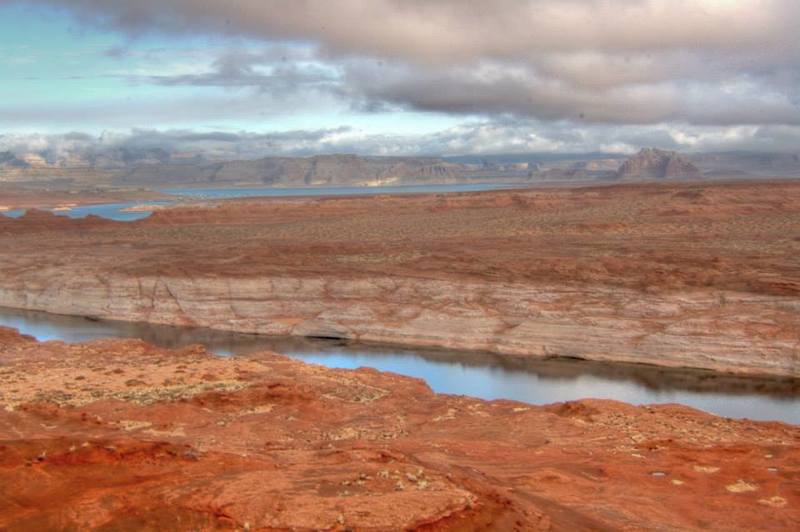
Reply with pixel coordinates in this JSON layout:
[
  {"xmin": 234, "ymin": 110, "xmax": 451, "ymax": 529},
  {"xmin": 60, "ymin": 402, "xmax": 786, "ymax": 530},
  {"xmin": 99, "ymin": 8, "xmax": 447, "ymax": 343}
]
[
  {"xmin": 1, "ymin": 180, "xmax": 798, "ymax": 377},
  {"xmin": 0, "ymin": 328, "xmax": 798, "ymax": 530}
]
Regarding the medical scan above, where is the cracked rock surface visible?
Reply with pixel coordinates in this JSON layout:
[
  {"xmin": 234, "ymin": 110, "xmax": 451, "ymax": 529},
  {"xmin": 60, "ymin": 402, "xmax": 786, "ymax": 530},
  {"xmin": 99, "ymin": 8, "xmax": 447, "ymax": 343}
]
[{"xmin": 0, "ymin": 327, "xmax": 798, "ymax": 530}]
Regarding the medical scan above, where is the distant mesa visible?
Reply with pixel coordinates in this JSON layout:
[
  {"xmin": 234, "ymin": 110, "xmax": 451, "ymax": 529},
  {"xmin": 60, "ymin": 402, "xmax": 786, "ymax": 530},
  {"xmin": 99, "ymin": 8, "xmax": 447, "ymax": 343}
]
[
  {"xmin": 616, "ymin": 148, "xmax": 701, "ymax": 180},
  {"xmin": 4, "ymin": 145, "xmax": 800, "ymax": 187}
]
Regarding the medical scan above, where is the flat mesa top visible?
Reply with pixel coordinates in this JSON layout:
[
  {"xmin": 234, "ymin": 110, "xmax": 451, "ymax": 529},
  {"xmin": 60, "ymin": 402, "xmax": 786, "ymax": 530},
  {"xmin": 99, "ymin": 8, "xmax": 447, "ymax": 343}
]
[{"xmin": 2, "ymin": 180, "xmax": 798, "ymax": 297}]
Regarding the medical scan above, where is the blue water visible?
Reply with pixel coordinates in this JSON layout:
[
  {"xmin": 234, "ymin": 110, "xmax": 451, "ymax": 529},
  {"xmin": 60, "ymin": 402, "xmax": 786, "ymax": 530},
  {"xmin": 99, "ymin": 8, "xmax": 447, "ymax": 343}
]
[
  {"xmin": 0, "ymin": 307, "xmax": 796, "ymax": 423},
  {"xmin": 1, "ymin": 209, "xmax": 25, "ymax": 218},
  {"xmin": 161, "ymin": 183, "xmax": 523, "ymax": 200},
  {"xmin": 53, "ymin": 201, "xmax": 173, "ymax": 221},
  {"xmin": 0, "ymin": 201, "xmax": 172, "ymax": 221},
  {"xmin": 1, "ymin": 183, "xmax": 523, "ymax": 221}
]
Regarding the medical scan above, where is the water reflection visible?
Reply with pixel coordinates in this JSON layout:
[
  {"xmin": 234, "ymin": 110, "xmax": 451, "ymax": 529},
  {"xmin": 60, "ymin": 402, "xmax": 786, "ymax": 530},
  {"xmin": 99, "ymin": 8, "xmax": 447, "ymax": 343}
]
[{"xmin": 0, "ymin": 307, "xmax": 797, "ymax": 423}]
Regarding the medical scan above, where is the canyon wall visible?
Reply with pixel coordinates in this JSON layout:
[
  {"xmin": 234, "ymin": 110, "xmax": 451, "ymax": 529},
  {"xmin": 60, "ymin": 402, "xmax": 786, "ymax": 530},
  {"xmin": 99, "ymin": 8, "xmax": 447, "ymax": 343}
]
[
  {"xmin": 2, "ymin": 270, "xmax": 798, "ymax": 377},
  {"xmin": 2, "ymin": 181, "xmax": 798, "ymax": 378}
]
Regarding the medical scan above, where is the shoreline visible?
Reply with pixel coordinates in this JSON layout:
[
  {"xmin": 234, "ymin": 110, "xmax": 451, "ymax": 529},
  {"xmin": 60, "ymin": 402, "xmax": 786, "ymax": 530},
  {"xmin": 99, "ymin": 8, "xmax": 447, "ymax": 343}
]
[
  {"xmin": 1, "ymin": 326, "xmax": 798, "ymax": 529},
  {"xmin": 2, "ymin": 305, "xmax": 800, "ymax": 406},
  {"xmin": 1, "ymin": 297, "xmax": 799, "ymax": 382}
]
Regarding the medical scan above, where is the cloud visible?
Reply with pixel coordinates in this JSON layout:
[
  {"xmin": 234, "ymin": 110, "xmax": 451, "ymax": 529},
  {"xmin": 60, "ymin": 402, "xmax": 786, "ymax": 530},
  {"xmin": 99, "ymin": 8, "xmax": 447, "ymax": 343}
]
[
  {"xmin": 20, "ymin": 1, "xmax": 800, "ymax": 61},
  {"xmin": 0, "ymin": 82, "xmax": 346, "ymax": 130},
  {"xmin": 4, "ymin": 121, "xmax": 800, "ymax": 165},
  {"xmin": 119, "ymin": 47, "xmax": 800, "ymax": 127},
  {"xmin": 342, "ymin": 59, "xmax": 800, "ymax": 126},
  {"xmin": 144, "ymin": 49, "xmax": 340, "ymax": 97},
  {"xmin": 0, "ymin": 127, "xmax": 362, "ymax": 163},
  {"xmin": 23, "ymin": 0, "xmax": 797, "ymax": 127},
  {"xmin": 5, "ymin": 0, "xmax": 800, "ymax": 148}
]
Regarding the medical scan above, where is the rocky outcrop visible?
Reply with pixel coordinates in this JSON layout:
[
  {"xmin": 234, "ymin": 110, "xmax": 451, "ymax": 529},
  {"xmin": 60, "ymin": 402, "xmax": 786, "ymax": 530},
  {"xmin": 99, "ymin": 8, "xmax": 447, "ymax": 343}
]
[
  {"xmin": 617, "ymin": 148, "xmax": 702, "ymax": 179},
  {"xmin": 0, "ymin": 328, "xmax": 797, "ymax": 530},
  {"xmin": 1, "ymin": 272, "xmax": 798, "ymax": 377}
]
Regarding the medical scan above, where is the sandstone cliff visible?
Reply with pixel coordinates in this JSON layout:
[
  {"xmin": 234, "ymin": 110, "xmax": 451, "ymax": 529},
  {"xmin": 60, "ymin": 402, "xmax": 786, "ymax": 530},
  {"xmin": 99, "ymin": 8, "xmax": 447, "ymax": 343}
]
[{"xmin": 617, "ymin": 148, "xmax": 702, "ymax": 179}]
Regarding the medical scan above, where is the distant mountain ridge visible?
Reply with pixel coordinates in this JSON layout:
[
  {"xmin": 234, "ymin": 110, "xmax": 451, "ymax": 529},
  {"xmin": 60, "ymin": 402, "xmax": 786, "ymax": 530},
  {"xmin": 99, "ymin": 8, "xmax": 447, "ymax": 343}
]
[
  {"xmin": 115, "ymin": 154, "xmax": 533, "ymax": 187},
  {"xmin": 1, "ymin": 148, "xmax": 799, "ymax": 187},
  {"xmin": 688, "ymin": 152, "xmax": 800, "ymax": 177},
  {"xmin": 0, "ymin": 153, "xmax": 537, "ymax": 187}
]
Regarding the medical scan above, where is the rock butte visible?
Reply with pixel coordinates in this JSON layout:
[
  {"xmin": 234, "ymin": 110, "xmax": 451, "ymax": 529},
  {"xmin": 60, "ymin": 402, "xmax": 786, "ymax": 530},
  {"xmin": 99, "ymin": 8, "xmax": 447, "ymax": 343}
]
[
  {"xmin": 1, "ymin": 180, "xmax": 799, "ymax": 377},
  {"xmin": 615, "ymin": 148, "xmax": 701, "ymax": 179},
  {"xmin": 0, "ymin": 327, "xmax": 798, "ymax": 530}
]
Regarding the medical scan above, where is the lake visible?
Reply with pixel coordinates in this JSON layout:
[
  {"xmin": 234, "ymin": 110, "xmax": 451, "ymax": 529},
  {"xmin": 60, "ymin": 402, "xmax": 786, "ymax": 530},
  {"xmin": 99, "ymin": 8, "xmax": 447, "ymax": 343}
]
[
  {"xmin": 160, "ymin": 183, "xmax": 525, "ymax": 200},
  {"xmin": 1, "ymin": 183, "xmax": 525, "ymax": 221},
  {"xmin": 0, "ymin": 306, "xmax": 797, "ymax": 424}
]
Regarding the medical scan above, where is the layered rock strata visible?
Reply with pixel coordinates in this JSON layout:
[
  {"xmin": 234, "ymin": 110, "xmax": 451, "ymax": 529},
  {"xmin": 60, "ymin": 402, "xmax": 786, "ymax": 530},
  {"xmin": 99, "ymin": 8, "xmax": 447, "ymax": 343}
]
[
  {"xmin": 1, "ymin": 272, "xmax": 798, "ymax": 377},
  {"xmin": 1, "ymin": 180, "xmax": 798, "ymax": 377}
]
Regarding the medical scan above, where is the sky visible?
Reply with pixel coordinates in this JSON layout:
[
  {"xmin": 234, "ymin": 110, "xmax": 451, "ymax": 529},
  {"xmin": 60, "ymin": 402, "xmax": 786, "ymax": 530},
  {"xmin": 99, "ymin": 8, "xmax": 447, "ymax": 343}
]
[{"xmin": 1, "ymin": 0, "xmax": 799, "ymax": 159}]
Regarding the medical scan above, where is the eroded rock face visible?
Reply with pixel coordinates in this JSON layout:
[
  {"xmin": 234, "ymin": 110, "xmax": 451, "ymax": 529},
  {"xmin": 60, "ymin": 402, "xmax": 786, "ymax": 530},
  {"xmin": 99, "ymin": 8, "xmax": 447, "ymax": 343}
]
[
  {"xmin": 1, "ymin": 181, "xmax": 798, "ymax": 377},
  {"xmin": 617, "ymin": 148, "xmax": 702, "ymax": 179},
  {"xmin": 1, "ymin": 272, "xmax": 797, "ymax": 377},
  {"xmin": 0, "ymin": 328, "xmax": 797, "ymax": 530}
]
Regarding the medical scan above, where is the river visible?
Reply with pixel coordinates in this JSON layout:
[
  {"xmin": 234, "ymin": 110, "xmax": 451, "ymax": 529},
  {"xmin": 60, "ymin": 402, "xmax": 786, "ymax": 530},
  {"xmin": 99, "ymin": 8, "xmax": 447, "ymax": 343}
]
[{"xmin": 1, "ymin": 307, "xmax": 797, "ymax": 424}]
